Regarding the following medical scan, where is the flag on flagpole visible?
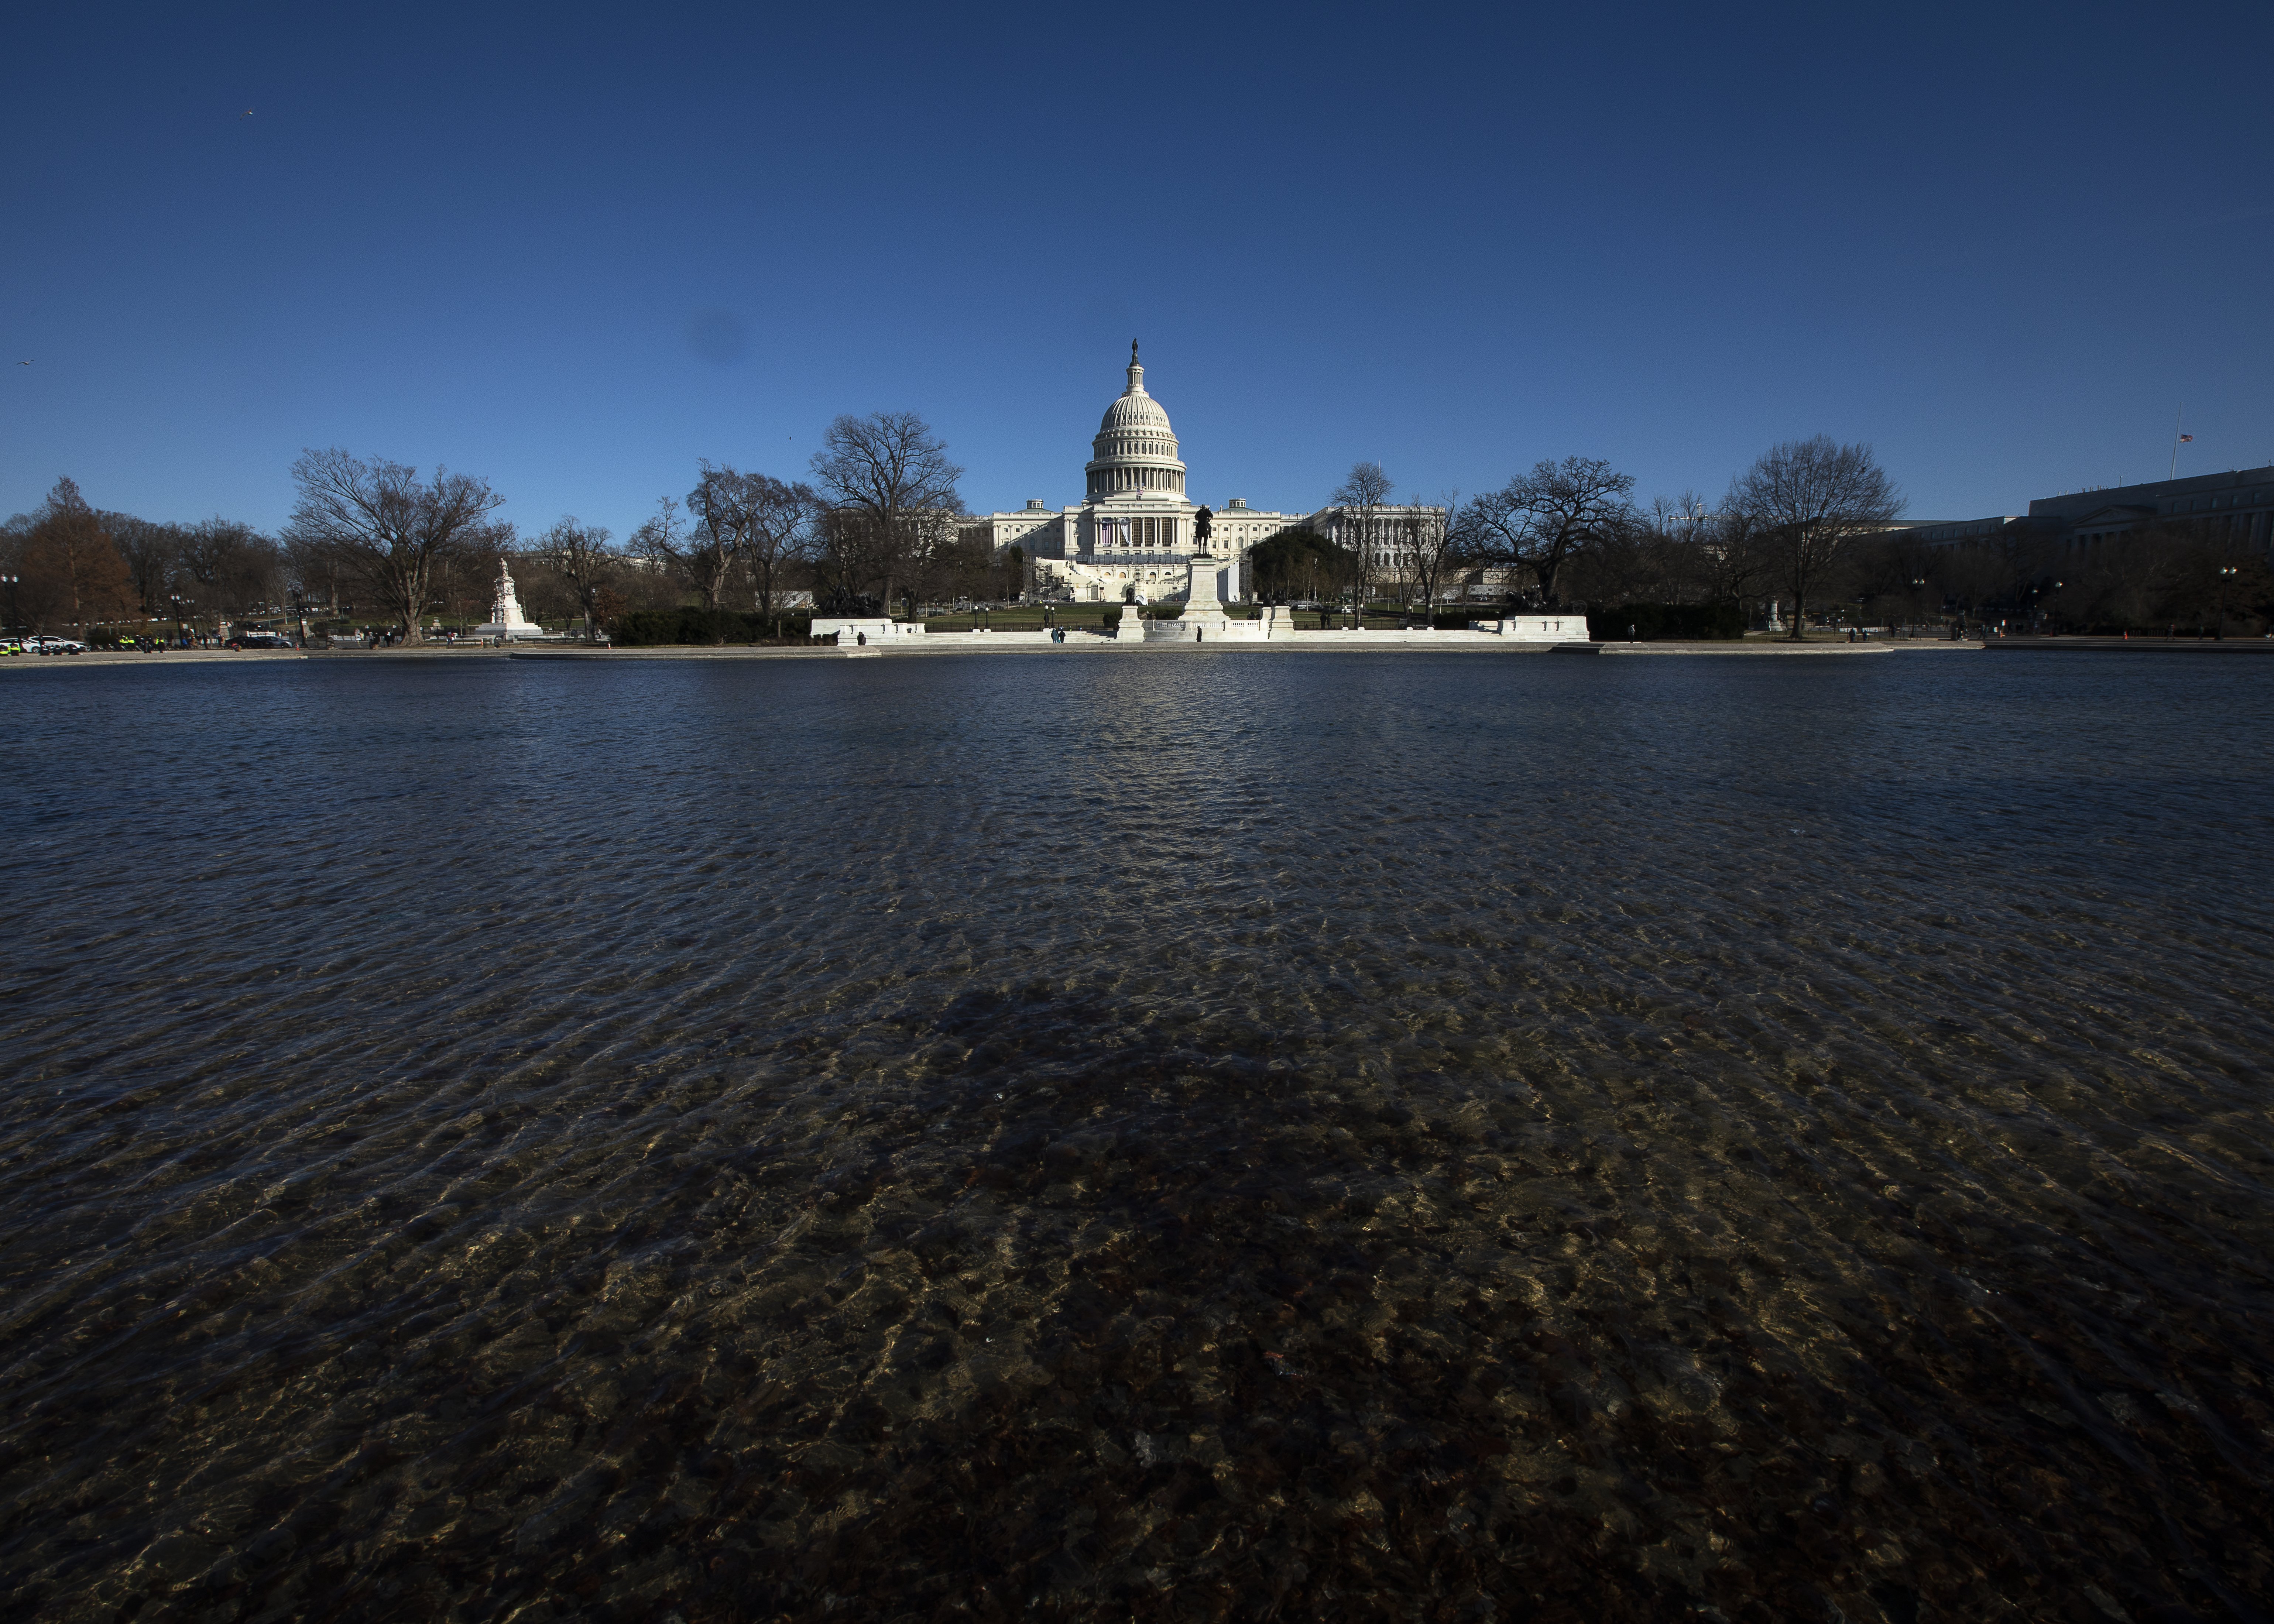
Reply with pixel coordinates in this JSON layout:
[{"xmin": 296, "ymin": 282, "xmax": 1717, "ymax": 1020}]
[{"xmin": 2179, "ymin": 433, "xmax": 2194, "ymax": 443}]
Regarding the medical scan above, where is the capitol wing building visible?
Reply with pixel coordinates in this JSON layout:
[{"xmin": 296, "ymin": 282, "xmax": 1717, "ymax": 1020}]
[{"xmin": 970, "ymin": 345, "xmax": 1439, "ymax": 604}]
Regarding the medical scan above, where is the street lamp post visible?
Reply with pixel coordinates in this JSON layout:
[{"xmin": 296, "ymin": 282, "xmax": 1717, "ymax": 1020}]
[
  {"xmin": 0, "ymin": 573, "xmax": 17, "ymax": 634},
  {"xmin": 2216, "ymin": 564, "xmax": 2237, "ymax": 640},
  {"xmin": 170, "ymin": 594, "xmax": 194, "ymax": 647}
]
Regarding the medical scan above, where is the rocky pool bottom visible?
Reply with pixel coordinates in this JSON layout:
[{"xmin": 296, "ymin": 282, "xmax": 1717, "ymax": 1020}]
[
  {"xmin": 7, "ymin": 1006, "xmax": 2268, "ymax": 1624},
  {"xmin": 3, "ymin": 653, "xmax": 2270, "ymax": 1621}
]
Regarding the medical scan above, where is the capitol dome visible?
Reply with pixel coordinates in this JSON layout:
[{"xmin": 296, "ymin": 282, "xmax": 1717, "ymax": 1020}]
[
  {"xmin": 1099, "ymin": 383, "xmax": 1172, "ymax": 436},
  {"xmin": 1085, "ymin": 343, "xmax": 1187, "ymax": 500}
]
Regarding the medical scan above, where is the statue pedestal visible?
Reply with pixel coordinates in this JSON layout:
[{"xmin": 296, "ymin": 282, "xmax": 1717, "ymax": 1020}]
[{"xmin": 1172, "ymin": 556, "xmax": 1232, "ymax": 642}]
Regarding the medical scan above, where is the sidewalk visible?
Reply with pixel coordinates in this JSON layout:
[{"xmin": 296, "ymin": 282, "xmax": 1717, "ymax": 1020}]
[
  {"xmin": 1556, "ymin": 639, "xmax": 1983, "ymax": 655},
  {"xmin": 3, "ymin": 645, "xmax": 518, "ymax": 669},
  {"xmin": 1978, "ymin": 636, "xmax": 2274, "ymax": 652}
]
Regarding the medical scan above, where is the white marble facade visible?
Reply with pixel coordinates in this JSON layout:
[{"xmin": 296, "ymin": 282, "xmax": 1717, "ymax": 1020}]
[
  {"xmin": 974, "ymin": 346, "xmax": 1467, "ymax": 605},
  {"xmin": 979, "ymin": 347, "xmax": 1310, "ymax": 604}
]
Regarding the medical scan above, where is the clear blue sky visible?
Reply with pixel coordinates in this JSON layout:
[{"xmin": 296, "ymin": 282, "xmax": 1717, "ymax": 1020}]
[{"xmin": 5, "ymin": 1, "xmax": 2270, "ymax": 537}]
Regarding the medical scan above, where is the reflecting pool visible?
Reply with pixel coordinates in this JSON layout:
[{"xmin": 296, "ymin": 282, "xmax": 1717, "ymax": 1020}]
[{"xmin": 3, "ymin": 651, "xmax": 2270, "ymax": 1620}]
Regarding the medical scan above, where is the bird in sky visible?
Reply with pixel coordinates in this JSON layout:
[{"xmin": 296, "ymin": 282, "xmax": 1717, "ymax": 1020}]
[
  {"xmin": 15, "ymin": 360, "xmax": 28, "ymax": 367},
  {"xmin": 240, "ymin": 109, "xmax": 254, "ymax": 119}
]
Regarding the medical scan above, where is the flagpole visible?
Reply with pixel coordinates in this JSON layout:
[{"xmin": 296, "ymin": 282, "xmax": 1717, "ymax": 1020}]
[{"xmin": 2171, "ymin": 404, "xmax": 2183, "ymax": 481}]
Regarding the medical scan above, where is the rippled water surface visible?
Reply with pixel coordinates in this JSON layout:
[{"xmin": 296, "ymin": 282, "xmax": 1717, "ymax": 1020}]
[{"xmin": 4, "ymin": 650, "xmax": 2273, "ymax": 1623}]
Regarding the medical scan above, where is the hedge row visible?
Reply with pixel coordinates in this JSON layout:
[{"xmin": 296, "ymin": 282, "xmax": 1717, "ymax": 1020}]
[
  {"xmin": 611, "ymin": 608, "xmax": 816, "ymax": 646},
  {"xmin": 1585, "ymin": 602, "xmax": 1747, "ymax": 641}
]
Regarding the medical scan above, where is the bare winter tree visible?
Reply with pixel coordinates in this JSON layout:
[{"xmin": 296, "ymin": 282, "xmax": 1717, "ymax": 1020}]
[
  {"xmin": 809, "ymin": 412, "xmax": 963, "ymax": 619},
  {"xmin": 1644, "ymin": 492, "xmax": 1713, "ymax": 601},
  {"xmin": 1407, "ymin": 492, "xmax": 1463, "ymax": 620},
  {"xmin": 649, "ymin": 465, "xmax": 822, "ymax": 625},
  {"xmin": 539, "ymin": 518, "xmax": 620, "ymax": 641},
  {"xmin": 1565, "ymin": 492, "xmax": 1716, "ymax": 607},
  {"xmin": 1726, "ymin": 437, "xmax": 1901, "ymax": 638},
  {"xmin": 0, "ymin": 511, "xmax": 27, "ymax": 611},
  {"xmin": 1457, "ymin": 456, "xmax": 1636, "ymax": 607},
  {"xmin": 1674, "ymin": 498, "xmax": 1763, "ymax": 613},
  {"xmin": 180, "ymin": 518, "xmax": 283, "ymax": 629},
  {"xmin": 109, "ymin": 515, "xmax": 185, "ymax": 616},
  {"xmin": 1684, "ymin": 504, "xmax": 1778, "ymax": 614},
  {"xmin": 742, "ymin": 474, "xmax": 820, "ymax": 631},
  {"xmin": 676, "ymin": 463, "xmax": 749, "ymax": 609},
  {"xmin": 1329, "ymin": 461, "xmax": 1395, "ymax": 623},
  {"xmin": 632, "ymin": 492, "xmax": 735, "ymax": 615},
  {"xmin": 702, "ymin": 467, "xmax": 820, "ymax": 630},
  {"xmin": 630, "ymin": 495, "xmax": 683, "ymax": 574},
  {"xmin": 810, "ymin": 507, "xmax": 889, "ymax": 614},
  {"xmin": 282, "ymin": 450, "xmax": 510, "ymax": 643}
]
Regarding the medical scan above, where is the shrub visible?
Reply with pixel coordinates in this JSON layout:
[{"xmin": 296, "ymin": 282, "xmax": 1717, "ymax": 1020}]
[
  {"xmin": 611, "ymin": 608, "xmax": 815, "ymax": 646},
  {"xmin": 1586, "ymin": 602, "xmax": 1745, "ymax": 641}
]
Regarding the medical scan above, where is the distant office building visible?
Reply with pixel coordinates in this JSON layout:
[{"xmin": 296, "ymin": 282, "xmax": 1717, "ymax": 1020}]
[
  {"xmin": 1315, "ymin": 505, "xmax": 1449, "ymax": 587},
  {"xmin": 1892, "ymin": 516, "xmax": 2030, "ymax": 548},
  {"xmin": 2027, "ymin": 466, "xmax": 2274, "ymax": 555},
  {"xmin": 1886, "ymin": 466, "xmax": 2274, "ymax": 561}
]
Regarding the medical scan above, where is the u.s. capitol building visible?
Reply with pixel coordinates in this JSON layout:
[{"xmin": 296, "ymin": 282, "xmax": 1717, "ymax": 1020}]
[{"xmin": 968, "ymin": 345, "xmax": 1436, "ymax": 603}]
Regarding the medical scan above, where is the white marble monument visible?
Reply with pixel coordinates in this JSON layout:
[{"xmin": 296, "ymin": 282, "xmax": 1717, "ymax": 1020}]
[
  {"xmin": 473, "ymin": 558, "xmax": 548, "ymax": 641},
  {"xmin": 1175, "ymin": 553, "xmax": 1231, "ymax": 642}
]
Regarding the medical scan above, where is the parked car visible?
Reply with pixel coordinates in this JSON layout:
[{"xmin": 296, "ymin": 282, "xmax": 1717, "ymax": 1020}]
[{"xmin": 225, "ymin": 632, "xmax": 295, "ymax": 650}]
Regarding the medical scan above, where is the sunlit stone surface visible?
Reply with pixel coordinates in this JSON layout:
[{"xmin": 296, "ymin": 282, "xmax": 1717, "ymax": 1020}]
[
  {"xmin": 2, "ymin": 653, "xmax": 2270, "ymax": 1620},
  {"xmin": 473, "ymin": 556, "xmax": 548, "ymax": 641}
]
